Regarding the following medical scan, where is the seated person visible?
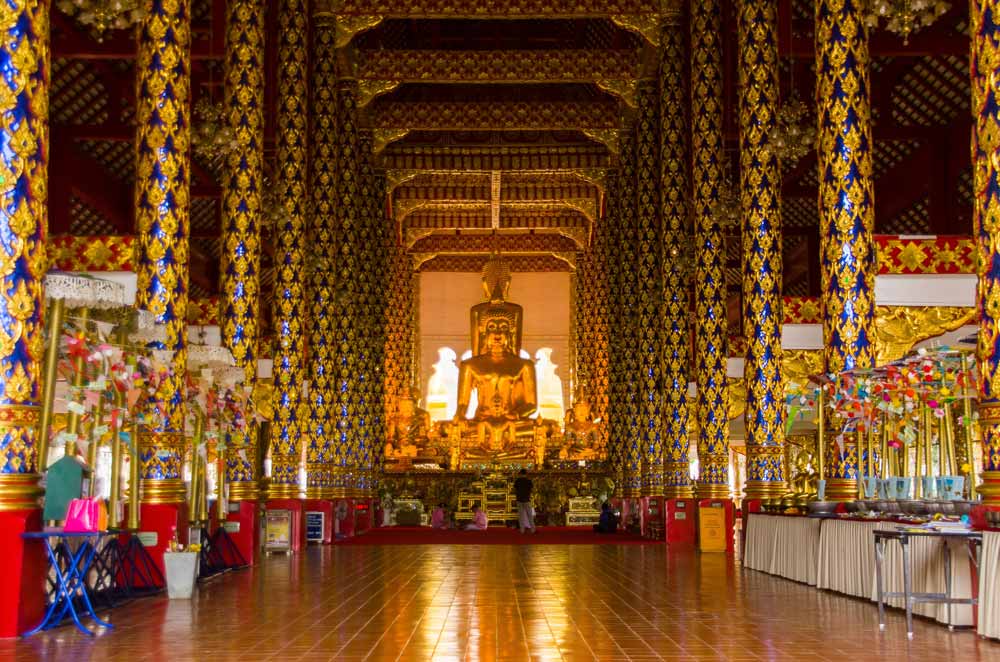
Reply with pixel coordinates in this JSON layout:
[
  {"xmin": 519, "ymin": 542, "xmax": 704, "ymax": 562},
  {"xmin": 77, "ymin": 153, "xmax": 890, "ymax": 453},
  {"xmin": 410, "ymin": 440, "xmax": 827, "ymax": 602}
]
[
  {"xmin": 593, "ymin": 502, "xmax": 618, "ymax": 534},
  {"xmin": 464, "ymin": 505, "xmax": 488, "ymax": 531},
  {"xmin": 431, "ymin": 503, "xmax": 449, "ymax": 529}
]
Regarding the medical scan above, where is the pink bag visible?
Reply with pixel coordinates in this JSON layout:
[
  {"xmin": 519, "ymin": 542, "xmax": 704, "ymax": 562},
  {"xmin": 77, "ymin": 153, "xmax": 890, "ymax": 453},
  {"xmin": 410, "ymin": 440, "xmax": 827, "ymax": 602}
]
[{"xmin": 64, "ymin": 497, "xmax": 107, "ymax": 532}]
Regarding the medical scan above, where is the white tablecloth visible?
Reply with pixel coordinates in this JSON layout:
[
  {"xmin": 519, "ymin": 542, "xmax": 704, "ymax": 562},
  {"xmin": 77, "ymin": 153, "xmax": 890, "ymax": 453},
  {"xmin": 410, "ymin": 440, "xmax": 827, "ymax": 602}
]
[
  {"xmin": 979, "ymin": 531, "xmax": 1000, "ymax": 638},
  {"xmin": 749, "ymin": 515, "xmax": 975, "ymax": 626},
  {"xmin": 743, "ymin": 514, "xmax": 821, "ymax": 585}
]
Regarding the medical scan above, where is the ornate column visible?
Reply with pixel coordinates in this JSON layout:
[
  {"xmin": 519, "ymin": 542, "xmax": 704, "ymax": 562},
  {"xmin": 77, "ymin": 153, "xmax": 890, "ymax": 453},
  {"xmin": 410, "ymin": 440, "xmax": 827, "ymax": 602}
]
[
  {"xmin": 369, "ymin": 170, "xmax": 389, "ymax": 492},
  {"xmin": 606, "ymin": 172, "xmax": 625, "ymax": 486},
  {"xmin": 738, "ymin": 0, "xmax": 786, "ymax": 500},
  {"xmin": 972, "ymin": 0, "xmax": 1000, "ymax": 503},
  {"xmin": 816, "ymin": 0, "xmax": 876, "ymax": 500},
  {"xmin": 691, "ymin": 0, "xmax": 730, "ymax": 498},
  {"xmin": 135, "ymin": 0, "xmax": 191, "ymax": 504},
  {"xmin": 333, "ymin": 81, "xmax": 362, "ymax": 497},
  {"xmin": 269, "ymin": 0, "xmax": 309, "ymax": 500},
  {"xmin": 660, "ymin": 17, "xmax": 693, "ymax": 499},
  {"xmin": 635, "ymin": 81, "xmax": 663, "ymax": 496},
  {"xmin": 0, "ymin": 0, "xmax": 46, "ymax": 511},
  {"xmin": 589, "ymin": 200, "xmax": 610, "ymax": 448},
  {"xmin": 306, "ymin": 9, "xmax": 338, "ymax": 498},
  {"xmin": 354, "ymin": 131, "xmax": 375, "ymax": 496},
  {"xmin": 221, "ymin": 0, "xmax": 265, "ymax": 502},
  {"xmin": 620, "ymin": 129, "xmax": 643, "ymax": 497}
]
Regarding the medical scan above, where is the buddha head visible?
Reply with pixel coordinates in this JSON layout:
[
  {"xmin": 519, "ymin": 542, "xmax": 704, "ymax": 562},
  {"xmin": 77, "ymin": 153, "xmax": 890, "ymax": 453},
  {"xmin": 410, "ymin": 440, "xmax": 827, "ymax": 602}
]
[
  {"xmin": 476, "ymin": 305, "xmax": 518, "ymax": 355},
  {"xmin": 573, "ymin": 400, "xmax": 591, "ymax": 422}
]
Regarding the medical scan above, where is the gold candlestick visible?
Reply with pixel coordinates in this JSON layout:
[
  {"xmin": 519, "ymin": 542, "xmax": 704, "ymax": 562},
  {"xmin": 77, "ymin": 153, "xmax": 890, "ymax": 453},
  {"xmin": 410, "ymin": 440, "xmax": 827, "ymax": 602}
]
[
  {"xmin": 189, "ymin": 412, "xmax": 206, "ymax": 525},
  {"xmin": 857, "ymin": 427, "xmax": 865, "ymax": 500},
  {"xmin": 37, "ymin": 298, "xmax": 65, "ymax": 472},
  {"xmin": 127, "ymin": 421, "xmax": 140, "ymax": 530},
  {"xmin": 817, "ymin": 386, "xmax": 826, "ymax": 483},
  {"xmin": 962, "ymin": 353, "xmax": 978, "ymax": 500},
  {"xmin": 64, "ymin": 308, "xmax": 91, "ymax": 458},
  {"xmin": 216, "ymin": 435, "xmax": 227, "ymax": 524},
  {"xmin": 109, "ymin": 392, "xmax": 123, "ymax": 529}
]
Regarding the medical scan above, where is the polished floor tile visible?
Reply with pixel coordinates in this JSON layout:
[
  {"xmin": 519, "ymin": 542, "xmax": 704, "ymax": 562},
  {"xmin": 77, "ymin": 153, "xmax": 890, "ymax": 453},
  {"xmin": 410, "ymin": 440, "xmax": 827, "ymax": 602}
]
[{"xmin": 4, "ymin": 541, "xmax": 997, "ymax": 661}]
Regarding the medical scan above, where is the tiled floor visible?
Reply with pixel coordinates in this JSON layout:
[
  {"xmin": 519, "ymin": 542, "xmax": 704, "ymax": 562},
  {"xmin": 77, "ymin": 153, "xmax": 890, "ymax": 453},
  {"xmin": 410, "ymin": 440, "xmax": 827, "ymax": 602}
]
[{"xmin": 5, "ymin": 542, "xmax": 996, "ymax": 661}]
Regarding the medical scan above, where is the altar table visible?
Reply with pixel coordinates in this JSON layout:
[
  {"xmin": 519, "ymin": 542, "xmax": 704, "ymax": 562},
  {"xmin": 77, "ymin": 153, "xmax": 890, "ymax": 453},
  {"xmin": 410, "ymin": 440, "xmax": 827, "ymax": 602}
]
[
  {"xmin": 978, "ymin": 531, "xmax": 1000, "ymax": 638},
  {"xmin": 745, "ymin": 514, "xmax": 975, "ymax": 627}
]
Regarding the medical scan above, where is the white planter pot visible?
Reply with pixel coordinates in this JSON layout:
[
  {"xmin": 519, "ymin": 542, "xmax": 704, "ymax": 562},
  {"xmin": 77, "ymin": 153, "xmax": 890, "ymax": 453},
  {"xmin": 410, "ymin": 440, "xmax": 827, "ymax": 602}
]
[{"xmin": 163, "ymin": 552, "xmax": 199, "ymax": 599}]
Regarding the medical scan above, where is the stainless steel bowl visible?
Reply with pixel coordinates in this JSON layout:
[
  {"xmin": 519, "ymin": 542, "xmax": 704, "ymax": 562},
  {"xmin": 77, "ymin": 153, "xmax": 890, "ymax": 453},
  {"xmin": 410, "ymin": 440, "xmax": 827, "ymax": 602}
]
[
  {"xmin": 808, "ymin": 501, "xmax": 838, "ymax": 516},
  {"xmin": 845, "ymin": 501, "xmax": 861, "ymax": 513},
  {"xmin": 936, "ymin": 500, "xmax": 956, "ymax": 515}
]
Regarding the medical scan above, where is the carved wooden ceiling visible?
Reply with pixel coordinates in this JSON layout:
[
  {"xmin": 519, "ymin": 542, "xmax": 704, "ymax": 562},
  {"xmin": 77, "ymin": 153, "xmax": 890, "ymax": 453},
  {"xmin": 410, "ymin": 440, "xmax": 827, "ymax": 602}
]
[{"xmin": 50, "ymin": 0, "xmax": 976, "ymax": 331}]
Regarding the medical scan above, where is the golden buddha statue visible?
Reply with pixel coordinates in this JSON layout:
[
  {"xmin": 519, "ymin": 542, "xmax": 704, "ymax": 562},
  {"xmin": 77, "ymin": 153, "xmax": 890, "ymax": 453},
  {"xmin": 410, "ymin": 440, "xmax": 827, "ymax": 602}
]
[
  {"xmin": 559, "ymin": 395, "xmax": 606, "ymax": 462},
  {"xmin": 443, "ymin": 254, "xmax": 545, "ymax": 467},
  {"xmin": 385, "ymin": 389, "xmax": 434, "ymax": 466}
]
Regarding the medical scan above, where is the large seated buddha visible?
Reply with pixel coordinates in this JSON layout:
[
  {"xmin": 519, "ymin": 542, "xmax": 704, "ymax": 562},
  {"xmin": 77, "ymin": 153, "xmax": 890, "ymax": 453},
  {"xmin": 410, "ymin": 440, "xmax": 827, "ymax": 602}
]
[{"xmin": 442, "ymin": 256, "xmax": 548, "ymax": 468}]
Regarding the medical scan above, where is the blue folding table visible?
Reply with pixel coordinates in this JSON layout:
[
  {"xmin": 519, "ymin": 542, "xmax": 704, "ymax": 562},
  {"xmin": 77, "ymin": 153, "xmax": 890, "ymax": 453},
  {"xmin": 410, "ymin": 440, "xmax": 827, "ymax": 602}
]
[{"xmin": 21, "ymin": 530, "xmax": 114, "ymax": 636}]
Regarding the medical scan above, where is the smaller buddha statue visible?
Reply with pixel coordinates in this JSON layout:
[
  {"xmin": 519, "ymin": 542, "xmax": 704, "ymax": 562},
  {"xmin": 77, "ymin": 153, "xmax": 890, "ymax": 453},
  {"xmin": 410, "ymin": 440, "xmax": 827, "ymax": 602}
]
[
  {"xmin": 559, "ymin": 393, "xmax": 606, "ymax": 461},
  {"xmin": 385, "ymin": 389, "xmax": 433, "ymax": 464}
]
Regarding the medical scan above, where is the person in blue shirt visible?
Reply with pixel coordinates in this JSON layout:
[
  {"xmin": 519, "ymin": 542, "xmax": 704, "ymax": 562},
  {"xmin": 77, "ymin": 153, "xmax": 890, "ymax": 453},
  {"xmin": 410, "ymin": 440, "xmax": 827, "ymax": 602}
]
[{"xmin": 593, "ymin": 501, "xmax": 617, "ymax": 534}]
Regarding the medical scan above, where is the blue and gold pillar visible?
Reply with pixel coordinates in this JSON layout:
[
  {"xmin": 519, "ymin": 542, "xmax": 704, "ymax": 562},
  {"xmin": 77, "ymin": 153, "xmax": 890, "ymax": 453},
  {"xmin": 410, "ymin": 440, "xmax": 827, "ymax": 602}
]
[
  {"xmin": 135, "ymin": 0, "xmax": 191, "ymax": 505},
  {"xmin": 619, "ymin": 129, "xmax": 643, "ymax": 497},
  {"xmin": 635, "ymin": 81, "xmax": 663, "ymax": 496},
  {"xmin": 816, "ymin": 0, "xmax": 876, "ymax": 500},
  {"xmin": 738, "ymin": 0, "xmax": 786, "ymax": 500},
  {"xmin": 660, "ymin": 14, "xmax": 693, "ymax": 499},
  {"xmin": 691, "ymin": 0, "xmax": 731, "ymax": 499},
  {"xmin": 269, "ymin": 0, "xmax": 308, "ymax": 500},
  {"xmin": 221, "ymin": 0, "xmax": 265, "ymax": 502},
  {"xmin": 306, "ymin": 8, "xmax": 337, "ymax": 498},
  {"xmin": 972, "ymin": 0, "xmax": 1000, "ymax": 503},
  {"xmin": 0, "ymin": 2, "xmax": 48, "ymax": 632},
  {"xmin": 333, "ymin": 81, "xmax": 361, "ymax": 497},
  {"xmin": 0, "ymin": 0, "xmax": 46, "ymax": 513}
]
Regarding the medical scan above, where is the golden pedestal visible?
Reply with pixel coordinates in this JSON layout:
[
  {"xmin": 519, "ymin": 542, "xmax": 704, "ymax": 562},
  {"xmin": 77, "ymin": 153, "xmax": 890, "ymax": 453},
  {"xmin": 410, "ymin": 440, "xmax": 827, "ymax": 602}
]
[{"xmin": 455, "ymin": 473, "xmax": 517, "ymax": 524}]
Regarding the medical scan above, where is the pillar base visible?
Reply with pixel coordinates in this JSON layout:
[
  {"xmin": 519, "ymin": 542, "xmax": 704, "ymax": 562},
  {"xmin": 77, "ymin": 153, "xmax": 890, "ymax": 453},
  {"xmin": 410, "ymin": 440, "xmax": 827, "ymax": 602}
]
[
  {"xmin": 0, "ymin": 508, "xmax": 46, "ymax": 637},
  {"xmin": 980, "ymin": 471, "xmax": 1000, "ymax": 505},
  {"xmin": 744, "ymin": 481, "xmax": 787, "ymax": 501},
  {"xmin": 664, "ymin": 498, "xmax": 697, "ymax": 545},
  {"xmin": 696, "ymin": 483, "xmax": 732, "ymax": 500},
  {"xmin": 134, "ymin": 502, "xmax": 188, "ymax": 584},
  {"xmin": 266, "ymin": 499, "xmax": 305, "ymax": 552},
  {"xmin": 223, "ymin": 500, "xmax": 260, "ymax": 565},
  {"xmin": 228, "ymin": 480, "xmax": 260, "ymax": 503},
  {"xmin": 824, "ymin": 478, "xmax": 859, "ymax": 502}
]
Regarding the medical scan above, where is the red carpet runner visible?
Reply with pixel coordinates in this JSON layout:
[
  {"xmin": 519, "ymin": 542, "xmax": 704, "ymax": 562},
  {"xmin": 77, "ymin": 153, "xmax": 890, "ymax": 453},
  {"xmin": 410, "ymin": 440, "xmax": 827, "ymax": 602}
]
[{"xmin": 338, "ymin": 526, "xmax": 656, "ymax": 545}]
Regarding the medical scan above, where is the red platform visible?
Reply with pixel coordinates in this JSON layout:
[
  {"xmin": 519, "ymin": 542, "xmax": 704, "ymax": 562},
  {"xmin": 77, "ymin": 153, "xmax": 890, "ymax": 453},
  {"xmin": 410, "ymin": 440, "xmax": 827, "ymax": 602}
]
[
  {"xmin": 0, "ymin": 508, "xmax": 46, "ymax": 638},
  {"xmin": 224, "ymin": 500, "xmax": 260, "ymax": 565}
]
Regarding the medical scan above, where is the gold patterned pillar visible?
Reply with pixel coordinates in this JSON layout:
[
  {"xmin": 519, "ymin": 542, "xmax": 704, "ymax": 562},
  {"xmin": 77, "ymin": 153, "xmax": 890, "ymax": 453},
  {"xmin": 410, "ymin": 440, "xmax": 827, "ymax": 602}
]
[
  {"xmin": 270, "ymin": 0, "xmax": 308, "ymax": 500},
  {"xmin": 0, "ymin": 0, "xmax": 46, "ymax": 511},
  {"xmin": 369, "ymin": 171, "xmax": 388, "ymax": 492},
  {"xmin": 816, "ymin": 0, "xmax": 876, "ymax": 500},
  {"xmin": 606, "ymin": 172, "xmax": 625, "ymax": 486},
  {"xmin": 972, "ymin": 0, "xmax": 1000, "ymax": 503},
  {"xmin": 589, "ymin": 199, "xmax": 611, "ymax": 450},
  {"xmin": 221, "ymin": 0, "xmax": 264, "ymax": 502},
  {"xmin": 660, "ymin": 18, "xmax": 693, "ymax": 499},
  {"xmin": 690, "ymin": 0, "xmax": 730, "ymax": 499},
  {"xmin": 620, "ymin": 129, "xmax": 643, "ymax": 497},
  {"xmin": 354, "ymin": 131, "xmax": 375, "ymax": 496},
  {"xmin": 635, "ymin": 81, "xmax": 663, "ymax": 496},
  {"xmin": 306, "ymin": 10, "xmax": 337, "ymax": 498},
  {"xmin": 134, "ymin": 0, "xmax": 191, "ymax": 504},
  {"xmin": 333, "ymin": 81, "xmax": 362, "ymax": 497},
  {"xmin": 738, "ymin": 0, "xmax": 786, "ymax": 500}
]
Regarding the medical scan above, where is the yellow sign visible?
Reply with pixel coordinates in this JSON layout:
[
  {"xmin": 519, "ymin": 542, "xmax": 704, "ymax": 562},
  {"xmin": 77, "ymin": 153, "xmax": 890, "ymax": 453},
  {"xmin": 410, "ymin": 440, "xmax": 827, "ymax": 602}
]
[
  {"xmin": 698, "ymin": 504, "xmax": 727, "ymax": 553},
  {"xmin": 265, "ymin": 509, "xmax": 292, "ymax": 553}
]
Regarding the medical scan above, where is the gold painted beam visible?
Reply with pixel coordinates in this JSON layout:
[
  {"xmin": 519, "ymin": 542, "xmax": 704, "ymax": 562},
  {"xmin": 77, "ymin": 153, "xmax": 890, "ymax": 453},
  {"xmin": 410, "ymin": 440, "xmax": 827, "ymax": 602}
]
[
  {"xmin": 331, "ymin": 0, "xmax": 665, "ymax": 45},
  {"xmin": 409, "ymin": 232, "xmax": 582, "ymax": 255},
  {"xmin": 417, "ymin": 253, "xmax": 575, "ymax": 273},
  {"xmin": 369, "ymin": 101, "xmax": 621, "ymax": 132},
  {"xmin": 355, "ymin": 49, "xmax": 640, "ymax": 107},
  {"xmin": 379, "ymin": 143, "xmax": 613, "ymax": 170}
]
